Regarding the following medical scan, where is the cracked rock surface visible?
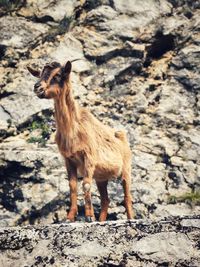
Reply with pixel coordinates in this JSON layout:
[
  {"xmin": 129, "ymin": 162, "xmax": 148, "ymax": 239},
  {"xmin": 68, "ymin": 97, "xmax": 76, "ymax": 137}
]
[
  {"xmin": 0, "ymin": 215, "xmax": 199, "ymax": 267},
  {"xmin": 0, "ymin": 0, "xmax": 200, "ymax": 227}
]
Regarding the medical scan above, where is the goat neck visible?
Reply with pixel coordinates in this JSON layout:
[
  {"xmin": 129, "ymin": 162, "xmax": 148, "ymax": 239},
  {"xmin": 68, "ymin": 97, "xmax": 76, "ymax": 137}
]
[{"xmin": 54, "ymin": 81, "xmax": 80, "ymax": 155}]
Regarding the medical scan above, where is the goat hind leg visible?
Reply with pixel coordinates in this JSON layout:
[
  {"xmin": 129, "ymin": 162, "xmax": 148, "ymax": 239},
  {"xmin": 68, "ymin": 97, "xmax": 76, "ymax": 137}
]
[
  {"xmin": 122, "ymin": 168, "xmax": 134, "ymax": 219},
  {"xmin": 96, "ymin": 180, "xmax": 109, "ymax": 221}
]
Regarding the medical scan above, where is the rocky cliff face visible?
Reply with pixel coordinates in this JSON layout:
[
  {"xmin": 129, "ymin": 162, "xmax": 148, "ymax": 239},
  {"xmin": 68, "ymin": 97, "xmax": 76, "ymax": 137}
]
[{"xmin": 0, "ymin": 0, "xmax": 200, "ymax": 226}]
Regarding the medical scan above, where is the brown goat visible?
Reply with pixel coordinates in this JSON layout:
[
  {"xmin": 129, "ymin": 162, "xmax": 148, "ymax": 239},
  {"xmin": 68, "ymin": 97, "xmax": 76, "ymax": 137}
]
[{"xmin": 28, "ymin": 61, "xmax": 134, "ymax": 222}]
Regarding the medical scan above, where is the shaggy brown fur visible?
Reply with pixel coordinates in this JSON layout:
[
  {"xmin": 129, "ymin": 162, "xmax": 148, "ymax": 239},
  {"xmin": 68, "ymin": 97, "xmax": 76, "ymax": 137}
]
[{"xmin": 28, "ymin": 61, "xmax": 134, "ymax": 222}]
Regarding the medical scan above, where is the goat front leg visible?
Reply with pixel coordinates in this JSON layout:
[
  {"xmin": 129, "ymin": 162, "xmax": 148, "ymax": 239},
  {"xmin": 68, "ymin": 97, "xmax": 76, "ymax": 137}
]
[
  {"xmin": 122, "ymin": 167, "xmax": 134, "ymax": 219},
  {"xmin": 65, "ymin": 159, "xmax": 78, "ymax": 222},
  {"xmin": 83, "ymin": 160, "xmax": 95, "ymax": 222}
]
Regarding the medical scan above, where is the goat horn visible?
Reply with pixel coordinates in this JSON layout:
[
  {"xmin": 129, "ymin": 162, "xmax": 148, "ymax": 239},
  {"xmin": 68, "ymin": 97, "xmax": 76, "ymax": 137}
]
[{"xmin": 70, "ymin": 58, "xmax": 84, "ymax": 63}]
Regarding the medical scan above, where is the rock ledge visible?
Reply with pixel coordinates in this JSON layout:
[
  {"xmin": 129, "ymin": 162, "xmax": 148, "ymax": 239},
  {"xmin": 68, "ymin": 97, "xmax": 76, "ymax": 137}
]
[{"xmin": 0, "ymin": 215, "xmax": 199, "ymax": 267}]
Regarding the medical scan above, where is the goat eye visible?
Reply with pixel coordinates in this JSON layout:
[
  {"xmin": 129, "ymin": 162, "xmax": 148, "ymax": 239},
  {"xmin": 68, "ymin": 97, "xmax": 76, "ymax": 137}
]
[{"xmin": 50, "ymin": 76, "xmax": 60, "ymax": 84}]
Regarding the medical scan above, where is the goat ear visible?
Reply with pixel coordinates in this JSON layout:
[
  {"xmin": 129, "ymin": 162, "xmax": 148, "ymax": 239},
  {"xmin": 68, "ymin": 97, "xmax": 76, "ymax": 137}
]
[
  {"xmin": 64, "ymin": 61, "xmax": 72, "ymax": 75},
  {"xmin": 27, "ymin": 66, "xmax": 41, "ymax": 78}
]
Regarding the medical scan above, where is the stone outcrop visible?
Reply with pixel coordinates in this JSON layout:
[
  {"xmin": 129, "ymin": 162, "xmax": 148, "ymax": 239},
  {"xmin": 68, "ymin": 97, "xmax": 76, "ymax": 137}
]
[
  {"xmin": 0, "ymin": 215, "xmax": 199, "ymax": 267},
  {"xmin": 0, "ymin": 0, "xmax": 200, "ymax": 226}
]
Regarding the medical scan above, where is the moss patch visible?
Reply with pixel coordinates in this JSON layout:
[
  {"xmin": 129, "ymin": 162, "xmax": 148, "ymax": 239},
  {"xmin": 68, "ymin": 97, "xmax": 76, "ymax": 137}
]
[
  {"xmin": 168, "ymin": 191, "xmax": 200, "ymax": 206},
  {"xmin": 27, "ymin": 119, "xmax": 52, "ymax": 147}
]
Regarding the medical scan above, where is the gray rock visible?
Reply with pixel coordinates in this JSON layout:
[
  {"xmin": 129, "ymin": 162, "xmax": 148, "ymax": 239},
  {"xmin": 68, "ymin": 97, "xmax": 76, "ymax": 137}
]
[
  {"xmin": 134, "ymin": 232, "xmax": 195, "ymax": 262},
  {"xmin": 85, "ymin": 5, "xmax": 118, "ymax": 24},
  {"xmin": 51, "ymin": 33, "xmax": 91, "ymax": 73},
  {"xmin": 0, "ymin": 216, "xmax": 199, "ymax": 267},
  {"xmin": 134, "ymin": 150, "xmax": 157, "ymax": 170},
  {"xmin": 0, "ymin": 93, "xmax": 52, "ymax": 126},
  {"xmin": 18, "ymin": 0, "xmax": 77, "ymax": 22},
  {"xmin": 180, "ymin": 218, "xmax": 200, "ymax": 228},
  {"xmin": 0, "ymin": 16, "xmax": 49, "ymax": 49},
  {"xmin": 153, "ymin": 203, "xmax": 200, "ymax": 219},
  {"xmin": 171, "ymin": 44, "xmax": 200, "ymax": 92},
  {"xmin": 0, "ymin": 138, "xmax": 69, "ymax": 226},
  {"xmin": 113, "ymin": 0, "xmax": 172, "ymax": 16},
  {"xmin": 76, "ymin": 27, "xmax": 120, "ymax": 62},
  {"xmin": 0, "ymin": 106, "xmax": 10, "ymax": 121}
]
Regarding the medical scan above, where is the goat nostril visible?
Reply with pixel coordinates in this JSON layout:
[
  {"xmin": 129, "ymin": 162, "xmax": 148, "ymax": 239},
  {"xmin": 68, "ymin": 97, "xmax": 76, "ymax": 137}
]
[
  {"xmin": 34, "ymin": 86, "xmax": 45, "ymax": 98},
  {"xmin": 34, "ymin": 85, "xmax": 42, "ymax": 92},
  {"xmin": 34, "ymin": 82, "xmax": 40, "ymax": 89}
]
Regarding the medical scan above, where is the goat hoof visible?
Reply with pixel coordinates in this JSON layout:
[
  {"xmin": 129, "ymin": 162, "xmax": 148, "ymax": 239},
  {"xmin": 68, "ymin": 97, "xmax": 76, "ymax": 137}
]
[
  {"xmin": 66, "ymin": 218, "xmax": 76, "ymax": 223},
  {"xmin": 85, "ymin": 216, "xmax": 93, "ymax": 223}
]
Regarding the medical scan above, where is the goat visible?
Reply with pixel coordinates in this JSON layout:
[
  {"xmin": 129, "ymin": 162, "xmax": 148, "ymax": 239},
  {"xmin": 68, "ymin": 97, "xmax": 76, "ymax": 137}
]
[{"xmin": 27, "ymin": 60, "xmax": 134, "ymax": 222}]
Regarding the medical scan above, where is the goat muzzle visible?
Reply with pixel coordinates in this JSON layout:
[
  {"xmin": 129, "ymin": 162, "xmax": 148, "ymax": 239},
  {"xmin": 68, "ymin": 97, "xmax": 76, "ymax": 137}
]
[
  {"xmin": 37, "ymin": 91, "xmax": 46, "ymax": 99},
  {"xmin": 34, "ymin": 85, "xmax": 45, "ymax": 99}
]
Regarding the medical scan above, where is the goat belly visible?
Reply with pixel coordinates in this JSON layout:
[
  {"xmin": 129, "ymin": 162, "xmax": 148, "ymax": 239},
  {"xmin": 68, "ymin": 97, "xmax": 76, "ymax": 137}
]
[
  {"xmin": 93, "ymin": 164, "xmax": 122, "ymax": 181},
  {"xmin": 94, "ymin": 159, "xmax": 123, "ymax": 181},
  {"xmin": 93, "ymin": 148, "xmax": 123, "ymax": 180}
]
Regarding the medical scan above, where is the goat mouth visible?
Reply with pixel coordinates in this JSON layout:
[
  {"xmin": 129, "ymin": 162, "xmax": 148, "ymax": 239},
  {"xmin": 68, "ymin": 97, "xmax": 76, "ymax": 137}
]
[{"xmin": 36, "ymin": 91, "xmax": 46, "ymax": 99}]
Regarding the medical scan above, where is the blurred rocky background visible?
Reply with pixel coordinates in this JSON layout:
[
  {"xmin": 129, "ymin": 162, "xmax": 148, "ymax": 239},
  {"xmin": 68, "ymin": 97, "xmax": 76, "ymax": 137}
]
[{"xmin": 0, "ymin": 0, "xmax": 200, "ymax": 227}]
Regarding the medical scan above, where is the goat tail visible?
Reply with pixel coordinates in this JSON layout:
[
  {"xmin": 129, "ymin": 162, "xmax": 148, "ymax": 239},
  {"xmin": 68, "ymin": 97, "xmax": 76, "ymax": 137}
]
[{"xmin": 115, "ymin": 130, "xmax": 127, "ymax": 142}]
